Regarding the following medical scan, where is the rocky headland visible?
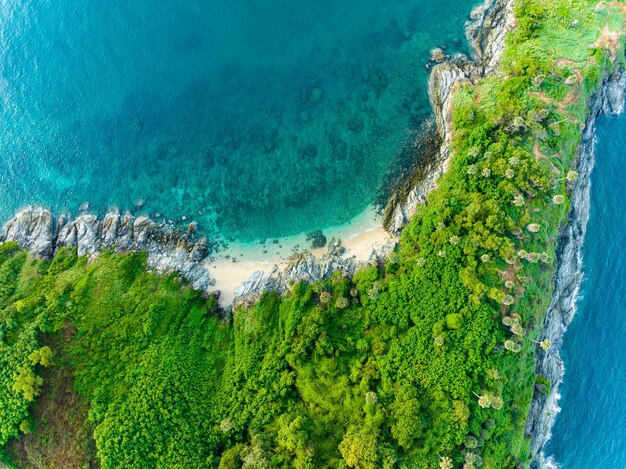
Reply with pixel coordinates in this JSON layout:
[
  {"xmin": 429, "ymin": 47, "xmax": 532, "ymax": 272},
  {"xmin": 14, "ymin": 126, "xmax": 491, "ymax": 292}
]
[
  {"xmin": 384, "ymin": 0, "xmax": 515, "ymax": 235},
  {"xmin": 0, "ymin": 0, "xmax": 618, "ymax": 465},
  {"xmin": 524, "ymin": 69, "xmax": 626, "ymax": 468}
]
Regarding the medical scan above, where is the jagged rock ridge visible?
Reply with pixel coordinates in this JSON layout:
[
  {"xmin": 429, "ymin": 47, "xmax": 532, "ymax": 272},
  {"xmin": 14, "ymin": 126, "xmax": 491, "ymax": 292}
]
[
  {"xmin": 385, "ymin": 0, "xmax": 515, "ymax": 235},
  {"xmin": 525, "ymin": 70, "xmax": 626, "ymax": 468}
]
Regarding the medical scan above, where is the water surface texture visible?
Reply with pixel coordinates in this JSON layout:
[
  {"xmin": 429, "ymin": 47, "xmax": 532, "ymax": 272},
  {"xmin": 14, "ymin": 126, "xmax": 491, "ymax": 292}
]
[
  {"xmin": 546, "ymin": 113, "xmax": 626, "ymax": 468},
  {"xmin": 0, "ymin": 0, "xmax": 477, "ymax": 241}
]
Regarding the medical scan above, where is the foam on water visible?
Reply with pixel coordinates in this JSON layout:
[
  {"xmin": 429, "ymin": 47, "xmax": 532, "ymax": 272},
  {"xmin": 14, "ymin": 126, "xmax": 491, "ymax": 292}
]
[
  {"xmin": 0, "ymin": 0, "xmax": 477, "ymax": 245},
  {"xmin": 545, "ymin": 113, "xmax": 626, "ymax": 468}
]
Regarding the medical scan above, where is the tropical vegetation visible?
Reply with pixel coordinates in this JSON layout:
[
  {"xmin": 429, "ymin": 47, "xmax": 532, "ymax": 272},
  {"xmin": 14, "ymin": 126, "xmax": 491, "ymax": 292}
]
[{"xmin": 0, "ymin": 0, "xmax": 624, "ymax": 467}]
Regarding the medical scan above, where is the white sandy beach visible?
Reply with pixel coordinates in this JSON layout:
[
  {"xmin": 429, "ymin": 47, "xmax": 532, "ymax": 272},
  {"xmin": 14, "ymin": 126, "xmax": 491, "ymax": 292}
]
[{"xmin": 207, "ymin": 207, "xmax": 394, "ymax": 305}]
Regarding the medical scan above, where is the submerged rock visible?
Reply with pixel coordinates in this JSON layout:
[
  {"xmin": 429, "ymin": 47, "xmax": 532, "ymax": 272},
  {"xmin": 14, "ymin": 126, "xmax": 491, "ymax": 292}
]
[
  {"xmin": 306, "ymin": 230, "xmax": 327, "ymax": 249},
  {"xmin": 365, "ymin": 67, "xmax": 389, "ymax": 94},
  {"xmin": 429, "ymin": 47, "xmax": 447, "ymax": 63}
]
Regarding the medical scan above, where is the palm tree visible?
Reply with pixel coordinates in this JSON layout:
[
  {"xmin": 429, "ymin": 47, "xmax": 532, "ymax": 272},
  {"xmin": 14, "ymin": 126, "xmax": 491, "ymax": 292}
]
[
  {"xmin": 526, "ymin": 223, "xmax": 541, "ymax": 233},
  {"xmin": 490, "ymin": 396, "xmax": 504, "ymax": 410},
  {"xmin": 465, "ymin": 451, "xmax": 483, "ymax": 467},
  {"xmin": 473, "ymin": 391, "xmax": 492, "ymax": 409},
  {"xmin": 439, "ymin": 456, "xmax": 454, "ymax": 469},
  {"xmin": 558, "ymin": 170, "xmax": 579, "ymax": 182},
  {"xmin": 504, "ymin": 340, "xmax": 522, "ymax": 353},
  {"xmin": 511, "ymin": 323, "xmax": 526, "ymax": 337},
  {"xmin": 540, "ymin": 339, "xmax": 552, "ymax": 351},
  {"xmin": 525, "ymin": 337, "xmax": 552, "ymax": 351},
  {"xmin": 465, "ymin": 435, "xmax": 479, "ymax": 449}
]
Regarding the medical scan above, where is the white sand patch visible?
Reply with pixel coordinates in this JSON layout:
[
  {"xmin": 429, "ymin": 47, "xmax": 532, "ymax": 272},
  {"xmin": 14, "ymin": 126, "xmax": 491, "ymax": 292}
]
[{"xmin": 206, "ymin": 206, "xmax": 394, "ymax": 306}]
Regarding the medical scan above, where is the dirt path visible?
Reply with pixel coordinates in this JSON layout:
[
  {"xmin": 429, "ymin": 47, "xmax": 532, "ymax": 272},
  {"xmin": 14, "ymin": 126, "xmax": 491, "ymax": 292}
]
[{"xmin": 528, "ymin": 56, "xmax": 592, "ymax": 160}]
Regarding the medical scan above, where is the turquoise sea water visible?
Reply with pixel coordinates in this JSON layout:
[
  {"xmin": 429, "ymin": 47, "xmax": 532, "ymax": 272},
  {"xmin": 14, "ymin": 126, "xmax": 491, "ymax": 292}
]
[
  {"xmin": 546, "ymin": 113, "xmax": 626, "ymax": 468},
  {"xmin": 0, "ymin": 0, "xmax": 477, "ymax": 243}
]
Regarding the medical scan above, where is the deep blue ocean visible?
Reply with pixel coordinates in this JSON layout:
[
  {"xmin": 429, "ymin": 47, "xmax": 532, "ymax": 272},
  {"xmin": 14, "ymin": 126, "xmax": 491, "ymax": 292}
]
[
  {"xmin": 546, "ymin": 113, "xmax": 626, "ymax": 468},
  {"xmin": 0, "ymin": 0, "xmax": 477, "ymax": 242}
]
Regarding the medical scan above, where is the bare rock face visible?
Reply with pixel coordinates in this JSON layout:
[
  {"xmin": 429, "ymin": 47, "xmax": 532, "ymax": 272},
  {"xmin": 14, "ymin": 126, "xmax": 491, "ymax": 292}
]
[
  {"xmin": 466, "ymin": 0, "xmax": 515, "ymax": 72},
  {"xmin": 0, "ymin": 207, "xmax": 215, "ymax": 292},
  {"xmin": 524, "ymin": 70, "xmax": 626, "ymax": 467},
  {"xmin": 101, "ymin": 210, "xmax": 120, "ymax": 244},
  {"xmin": 234, "ymin": 239, "xmax": 395, "ymax": 306},
  {"xmin": 385, "ymin": 0, "xmax": 515, "ymax": 237},
  {"xmin": 234, "ymin": 268, "xmax": 284, "ymax": 304},
  {"xmin": 603, "ymin": 71, "xmax": 626, "ymax": 114},
  {"xmin": 2, "ymin": 206, "xmax": 55, "ymax": 258}
]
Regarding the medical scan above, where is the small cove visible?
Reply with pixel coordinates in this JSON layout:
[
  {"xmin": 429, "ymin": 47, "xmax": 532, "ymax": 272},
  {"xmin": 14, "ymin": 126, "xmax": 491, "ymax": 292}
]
[{"xmin": 0, "ymin": 0, "xmax": 478, "ymax": 248}]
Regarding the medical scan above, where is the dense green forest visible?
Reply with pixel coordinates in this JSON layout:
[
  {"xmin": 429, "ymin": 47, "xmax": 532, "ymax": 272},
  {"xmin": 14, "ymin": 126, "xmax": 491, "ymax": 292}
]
[{"xmin": 1, "ymin": 0, "xmax": 624, "ymax": 468}]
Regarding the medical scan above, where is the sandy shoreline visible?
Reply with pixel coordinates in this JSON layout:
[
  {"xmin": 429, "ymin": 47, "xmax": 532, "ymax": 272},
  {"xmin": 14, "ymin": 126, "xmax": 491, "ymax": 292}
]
[{"xmin": 207, "ymin": 210, "xmax": 393, "ymax": 305}]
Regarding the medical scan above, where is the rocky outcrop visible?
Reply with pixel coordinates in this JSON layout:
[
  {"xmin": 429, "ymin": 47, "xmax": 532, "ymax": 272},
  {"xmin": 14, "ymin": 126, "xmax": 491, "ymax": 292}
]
[
  {"xmin": 386, "ymin": 0, "xmax": 515, "ymax": 235},
  {"xmin": 524, "ymin": 69, "xmax": 626, "ymax": 468},
  {"xmin": 234, "ymin": 238, "xmax": 394, "ymax": 305},
  {"xmin": 1, "ymin": 207, "xmax": 214, "ymax": 292},
  {"xmin": 1, "ymin": 206, "xmax": 394, "ymax": 306}
]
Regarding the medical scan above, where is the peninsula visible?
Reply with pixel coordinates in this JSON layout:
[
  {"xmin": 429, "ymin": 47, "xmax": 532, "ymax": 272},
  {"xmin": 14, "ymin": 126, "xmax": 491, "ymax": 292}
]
[{"xmin": 0, "ymin": 0, "xmax": 624, "ymax": 467}]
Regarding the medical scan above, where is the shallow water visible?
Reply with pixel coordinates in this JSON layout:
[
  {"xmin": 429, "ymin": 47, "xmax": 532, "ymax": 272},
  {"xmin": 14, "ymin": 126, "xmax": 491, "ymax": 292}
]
[
  {"xmin": 545, "ymin": 113, "xmax": 626, "ymax": 468},
  {"xmin": 0, "ymin": 0, "xmax": 477, "ymax": 243}
]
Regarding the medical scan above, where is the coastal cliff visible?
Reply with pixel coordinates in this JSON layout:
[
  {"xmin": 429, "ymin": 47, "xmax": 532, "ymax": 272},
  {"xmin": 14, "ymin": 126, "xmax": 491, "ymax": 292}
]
[
  {"xmin": 384, "ymin": 0, "xmax": 515, "ymax": 235},
  {"xmin": 524, "ymin": 69, "xmax": 626, "ymax": 467}
]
